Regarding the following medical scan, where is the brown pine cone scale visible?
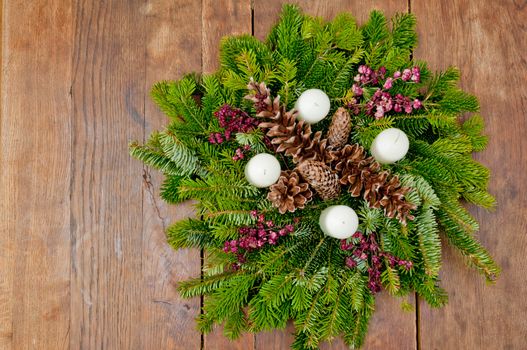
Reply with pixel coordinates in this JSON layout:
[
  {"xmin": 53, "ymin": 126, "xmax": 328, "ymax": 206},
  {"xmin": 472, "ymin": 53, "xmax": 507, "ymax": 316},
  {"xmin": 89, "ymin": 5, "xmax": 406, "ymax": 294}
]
[{"xmin": 296, "ymin": 160, "xmax": 340, "ymax": 200}]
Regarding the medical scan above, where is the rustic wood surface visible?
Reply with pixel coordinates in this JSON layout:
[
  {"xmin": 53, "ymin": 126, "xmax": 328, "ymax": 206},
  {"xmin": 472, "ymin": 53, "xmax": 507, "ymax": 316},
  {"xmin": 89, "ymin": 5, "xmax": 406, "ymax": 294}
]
[{"xmin": 0, "ymin": 1, "xmax": 525, "ymax": 349}]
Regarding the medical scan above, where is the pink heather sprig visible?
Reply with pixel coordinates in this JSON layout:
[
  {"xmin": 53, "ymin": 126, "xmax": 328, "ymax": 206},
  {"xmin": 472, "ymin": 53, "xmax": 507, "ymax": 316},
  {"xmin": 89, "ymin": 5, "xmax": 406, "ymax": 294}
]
[
  {"xmin": 341, "ymin": 231, "xmax": 413, "ymax": 293},
  {"xmin": 232, "ymin": 145, "xmax": 251, "ymax": 161},
  {"xmin": 348, "ymin": 65, "xmax": 423, "ymax": 119},
  {"xmin": 209, "ymin": 104, "xmax": 259, "ymax": 144},
  {"xmin": 224, "ymin": 210, "xmax": 295, "ymax": 269}
]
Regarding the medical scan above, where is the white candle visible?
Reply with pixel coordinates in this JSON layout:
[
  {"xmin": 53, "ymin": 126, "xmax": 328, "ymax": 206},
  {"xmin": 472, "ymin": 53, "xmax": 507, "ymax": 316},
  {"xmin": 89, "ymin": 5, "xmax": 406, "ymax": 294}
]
[
  {"xmin": 295, "ymin": 89, "xmax": 331, "ymax": 124},
  {"xmin": 319, "ymin": 205, "xmax": 359, "ymax": 239},
  {"xmin": 244, "ymin": 153, "xmax": 282, "ymax": 188},
  {"xmin": 370, "ymin": 128, "xmax": 409, "ymax": 164}
]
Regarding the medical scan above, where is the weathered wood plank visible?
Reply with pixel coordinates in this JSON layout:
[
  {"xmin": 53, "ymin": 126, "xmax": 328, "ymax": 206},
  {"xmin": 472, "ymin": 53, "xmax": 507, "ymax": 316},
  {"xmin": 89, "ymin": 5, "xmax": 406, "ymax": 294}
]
[
  {"xmin": 413, "ymin": 0, "xmax": 527, "ymax": 348},
  {"xmin": 141, "ymin": 1, "xmax": 203, "ymax": 349},
  {"xmin": 0, "ymin": 1, "xmax": 73, "ymax": 349},
  {"xmin": 201, "ymin": 1, "xmax": 253, "ymax": 349},
  {"xmin": 252, "ymin": 2, "xmax": 416, "ymax": 349},
  {"xmin": 70, "ymin": 1, "xmax": 145, "ymax": 348}
]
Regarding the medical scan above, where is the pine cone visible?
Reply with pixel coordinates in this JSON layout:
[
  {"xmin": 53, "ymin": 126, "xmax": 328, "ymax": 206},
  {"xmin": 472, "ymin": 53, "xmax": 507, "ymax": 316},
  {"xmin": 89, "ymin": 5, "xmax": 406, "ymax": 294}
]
[
  {"xmin": 334, "ymin": 144, "xmax": 416, "ymax": 224},
  {"xmin": 297, "ymin": 160, "xmax": 340, "ymax": 200},
  {"xmin": 267, "ymin": 170, "xmax": 313, "ymax": 214},
  {"xmin": 334, "ymin": 144, "xmax": 380, "ymax": 196},
  {"xmin": 245, "ymin": 79, "xmax": 278, "ymax": 116},
  {"xmin": 378, "ymin": 176, "xmax": 416, "ymax": 225},
  {"xmin": 246, "ymin": 80, "xmax": 329, "ymax": 164},
  {"xmin": 327, "ymin": 107, "xmax": 352, "ymax": 148}
]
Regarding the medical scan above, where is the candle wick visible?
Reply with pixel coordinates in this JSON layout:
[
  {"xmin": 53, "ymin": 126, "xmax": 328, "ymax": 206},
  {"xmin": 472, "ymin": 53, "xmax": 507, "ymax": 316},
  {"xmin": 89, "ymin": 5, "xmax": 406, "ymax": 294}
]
[
  {"xmin": 263, "ymin": 169, "xmax": 267, "ymax": 175},
  {"xmin": 314, "ymin": 102, "xmax": 319, "ymax": 107},
  {"xmin": 394, "ymin": 133, "xmax": 401, "ymax": 143}
]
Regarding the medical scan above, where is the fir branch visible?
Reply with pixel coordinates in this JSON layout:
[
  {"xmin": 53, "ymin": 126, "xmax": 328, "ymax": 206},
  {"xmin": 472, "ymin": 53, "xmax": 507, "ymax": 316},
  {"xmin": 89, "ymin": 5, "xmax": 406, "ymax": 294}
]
[
  {"xmin": 178, "ymin": 271, "xmax": 242, "ymax": 298},
  {"xmin": 415, "ymin": 207, "xmax": 442, "ymax": 276},
  {"xmin": 167, "ymin": 218, "xmax": 219, "ymax": 249},
  {"xmin": 391, "ymin": 13, "xmax": 418, "ymax": 50}
]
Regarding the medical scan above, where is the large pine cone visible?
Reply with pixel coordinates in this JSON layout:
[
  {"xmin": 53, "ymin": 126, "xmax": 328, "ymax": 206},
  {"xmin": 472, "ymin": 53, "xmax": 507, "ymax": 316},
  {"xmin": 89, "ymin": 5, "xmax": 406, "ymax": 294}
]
[
  {"xmin": 334, "ymin": 144, "xmax": 380, "ymax": 196},
  {"xmin": 267, "ymin": 170, "xmax": 313, "ymax": 214},
  {"xmin": 297, "ymin": 160, "xmax": 340, "ymax": 200},
  {"xmin": 245, "ymin": 81, "xmax": 329, "ymax": 164},
  {"xmin": 327, "ymin": 107, "xmax": 352, "ymax": 148},
  {"xmin": 334, "ymin": 144, "xmax": 416, "ymax": 224}
]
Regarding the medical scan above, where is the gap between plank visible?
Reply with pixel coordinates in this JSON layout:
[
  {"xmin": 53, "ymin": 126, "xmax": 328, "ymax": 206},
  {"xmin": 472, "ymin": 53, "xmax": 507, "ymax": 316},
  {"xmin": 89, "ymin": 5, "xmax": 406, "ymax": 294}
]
[
  {"xmin": 200, "ymin": 1, "xmax": 205, "ymax": 350},
  {"xmin": 407, "ymin": 3, "xmax": 419, "ymax": 350}
]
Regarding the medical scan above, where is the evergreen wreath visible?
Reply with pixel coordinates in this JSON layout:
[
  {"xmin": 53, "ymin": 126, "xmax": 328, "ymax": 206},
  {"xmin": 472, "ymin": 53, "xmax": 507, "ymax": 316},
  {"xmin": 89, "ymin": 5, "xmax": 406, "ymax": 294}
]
[{"xmin": 130, "ymin": 5, "xmax": 499, "ymax": 349}]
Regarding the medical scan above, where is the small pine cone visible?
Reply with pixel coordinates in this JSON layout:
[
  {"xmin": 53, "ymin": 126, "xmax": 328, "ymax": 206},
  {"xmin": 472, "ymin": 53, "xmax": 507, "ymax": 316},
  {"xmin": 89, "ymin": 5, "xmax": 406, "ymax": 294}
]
[
  {"xmin": 245, "ymin": 79, "xmax": 275, "ymax": 115},
  {"xmin": 327, "ymin": 107, "xmax": 352, "ymax": 148},
  {"xmin": 267, "ymin": 170, "xmax": 313, "ymax": 214},
  {"xmin": 297, "ymin": 160, "xmax": 340, "ymax": 200}
]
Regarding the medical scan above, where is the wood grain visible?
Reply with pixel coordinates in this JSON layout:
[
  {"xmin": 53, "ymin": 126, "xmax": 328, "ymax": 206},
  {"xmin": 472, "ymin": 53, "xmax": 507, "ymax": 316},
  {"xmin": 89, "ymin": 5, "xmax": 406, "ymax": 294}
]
[
  {"xmin": 413, "ymin": 1, "xmax": 527, "ymax": 349},
  {"xmin": 141, "ymin": 1, "xmax": 203, "ymax": 349},
  {"xmin": 0, "ymin": 1, "xmax": 73, "ymax": 349},
  {"xmin": 201, "ymin": 1, "xmax": 253, "ymax": 349},
  {"xmin": 0, "ymin": 0, "xmax": 73, "ymax": 349},
  {"xmin": 70, "ymin": 0, "xmax": 145, "ymax": 348},
  {"xmin": 252, "ymin": 2, "xmax": 416, "ymax": 349}
]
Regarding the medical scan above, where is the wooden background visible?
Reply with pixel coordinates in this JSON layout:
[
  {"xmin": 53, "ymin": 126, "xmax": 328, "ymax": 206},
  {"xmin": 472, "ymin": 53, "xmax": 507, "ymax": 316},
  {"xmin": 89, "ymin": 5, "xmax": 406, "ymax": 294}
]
[{"xmin": 1, "ymin": 0, "xmax": 526, "ymax": 349}]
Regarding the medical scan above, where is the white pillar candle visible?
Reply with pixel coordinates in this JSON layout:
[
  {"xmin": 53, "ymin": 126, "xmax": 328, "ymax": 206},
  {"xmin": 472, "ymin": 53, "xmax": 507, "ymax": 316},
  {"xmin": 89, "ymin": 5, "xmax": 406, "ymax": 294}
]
[
  {"xmin": 319, "ymin": 205, "xmax": 359, "ymax": 239},
  {"xmin": 244, "ymin": 153, "xmax": 282, "ymax": 188},
  {"xmin": 370, "ymin": 128, "xmax": 409, "ymax": 164},
  {"xmin": 295, "ymin": 89, "xmax": 331, "ymax": 124}
]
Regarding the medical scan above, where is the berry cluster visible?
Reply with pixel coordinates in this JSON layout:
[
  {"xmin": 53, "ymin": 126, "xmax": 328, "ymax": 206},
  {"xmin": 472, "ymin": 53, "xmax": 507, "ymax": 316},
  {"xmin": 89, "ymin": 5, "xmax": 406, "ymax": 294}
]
[
  {"xmin": 347, "ymin": 65, "xmax": 423, "ymax": 119},
  {"xmin": 232, "ymin": 145, "xmax": 251, "ymax": 161},
  {"xmin": 341, "ymin": 231, "xmax": 413, "ymax": 293},
  {"xmin": 209, "ymin": 104, "xmax": 259, "ymax": 144},
  {"xmin": 223, "ymin": 211, "xmax": 295, "ymax": 268}
]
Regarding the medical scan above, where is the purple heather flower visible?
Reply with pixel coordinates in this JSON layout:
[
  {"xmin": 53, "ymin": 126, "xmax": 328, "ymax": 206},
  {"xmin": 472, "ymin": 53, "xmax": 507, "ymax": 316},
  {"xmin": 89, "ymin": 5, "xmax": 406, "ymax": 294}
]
[
  {"xmin": 383, "ymin": 77, "xmax": 394, "ymax": 90},
  {"xmin": 401, "ymin": 68, "xmax": 412, "ymax": 81},
  {"xmin": 211, "ymin": 105, "xmax": 259, "ymax": 145},
  {"xmin": 345, "ymin": 256, "xmax": 357, "ymax": 268},
  {"xmin": 411, "ymin": 66, "xmax": 421, "ymax": 82},
  {"xmin": 413, "ymin": 99, "xmax": 423, "ymax": 109},
  {"xmin": 222, "ymin": 215, "xmax": 296, "ymax": 264},
  {"xmin": 374, "ymin": 106, "xmax": 385, "ymax": 119},
  {"xmin": 377, "ymin": 66, "xmax": 387, "ymax": 79},
  {"xmin": 352, "ymin": 84, "xmax": 363, "ymax": 96},
  {"xmin": 393, "ymin": 70, "xmax": 402, "ymax": 78}
]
